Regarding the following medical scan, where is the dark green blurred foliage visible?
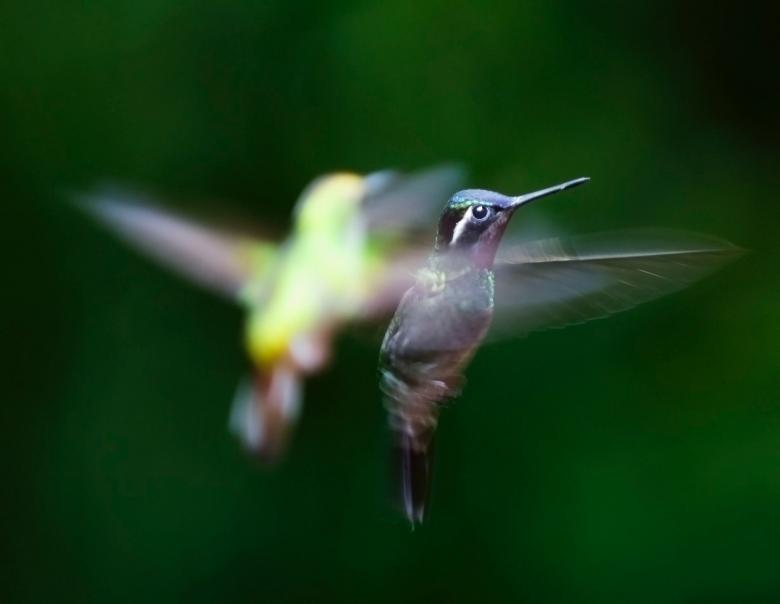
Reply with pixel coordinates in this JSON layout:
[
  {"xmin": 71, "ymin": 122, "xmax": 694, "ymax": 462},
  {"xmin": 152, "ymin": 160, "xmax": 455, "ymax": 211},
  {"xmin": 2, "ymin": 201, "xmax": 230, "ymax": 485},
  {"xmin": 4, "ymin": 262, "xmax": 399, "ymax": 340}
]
[{"xmin": 2, "ymin": 0, "xmax": 778, "ymax": 602}]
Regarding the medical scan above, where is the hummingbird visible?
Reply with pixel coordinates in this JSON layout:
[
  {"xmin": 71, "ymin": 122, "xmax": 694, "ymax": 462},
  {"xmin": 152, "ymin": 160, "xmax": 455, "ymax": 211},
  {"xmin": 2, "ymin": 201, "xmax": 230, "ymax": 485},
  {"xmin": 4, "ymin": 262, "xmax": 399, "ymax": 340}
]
[
  {"xmin": 379, "ymin": 177, "xmax": 742, "ymax": 525},
  {"xmin": 78, "ymin": 166, "xmax": 463, "ymax": 462}
]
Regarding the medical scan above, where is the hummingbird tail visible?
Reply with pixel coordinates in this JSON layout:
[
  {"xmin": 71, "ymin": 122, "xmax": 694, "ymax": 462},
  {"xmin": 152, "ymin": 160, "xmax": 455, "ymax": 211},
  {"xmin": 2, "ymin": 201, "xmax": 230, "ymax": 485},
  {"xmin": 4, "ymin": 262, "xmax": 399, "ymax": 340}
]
[
  {"xmin": 228, "ymin": 363, "xmax": 302, "ymax": 463},
  {"xmin": 394, "ymin": 429, "xmax": 435, "ymax": 526}
]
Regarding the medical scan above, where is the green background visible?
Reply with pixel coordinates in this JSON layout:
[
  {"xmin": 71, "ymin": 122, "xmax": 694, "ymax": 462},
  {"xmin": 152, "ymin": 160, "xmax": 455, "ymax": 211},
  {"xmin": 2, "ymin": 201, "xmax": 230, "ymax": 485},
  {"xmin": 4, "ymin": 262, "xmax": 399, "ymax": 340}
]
[{"xmin": 2, "ymin": 1, "xmax": 778, "ymax": 602}]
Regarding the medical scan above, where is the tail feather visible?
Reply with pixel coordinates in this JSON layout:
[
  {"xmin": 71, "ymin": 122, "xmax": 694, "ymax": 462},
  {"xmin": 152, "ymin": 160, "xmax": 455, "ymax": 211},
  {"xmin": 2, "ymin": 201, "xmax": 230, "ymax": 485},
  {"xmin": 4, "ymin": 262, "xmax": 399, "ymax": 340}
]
[
  {"xmin": 229, "ymin": 363, "xmax": 302, "ymax": 463},
  {"xmin": 394, "ymin": 429, "xmax": 435, "ymax": 526}
]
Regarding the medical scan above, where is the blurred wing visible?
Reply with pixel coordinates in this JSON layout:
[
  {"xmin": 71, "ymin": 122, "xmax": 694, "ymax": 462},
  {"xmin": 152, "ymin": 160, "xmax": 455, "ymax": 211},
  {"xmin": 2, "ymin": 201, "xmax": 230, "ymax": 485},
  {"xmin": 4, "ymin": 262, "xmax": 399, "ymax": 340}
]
[
  {"xmin": 362, "ymin": 164, "xmax": 466, "ymax": 235},
  {"xmin": 354, "ymin": 164, "xmax": 466, "ymax": 321},
  {"xmin": 492, "ymin": 230, "xmax": 744, "ymax": 338},
  {"xmin": 77, "ymin": 187, "xmax": 276, "ymax": 301},
  {"xmin": 357, "ymin": 247, "xmax": 432, "ymax": 320}
]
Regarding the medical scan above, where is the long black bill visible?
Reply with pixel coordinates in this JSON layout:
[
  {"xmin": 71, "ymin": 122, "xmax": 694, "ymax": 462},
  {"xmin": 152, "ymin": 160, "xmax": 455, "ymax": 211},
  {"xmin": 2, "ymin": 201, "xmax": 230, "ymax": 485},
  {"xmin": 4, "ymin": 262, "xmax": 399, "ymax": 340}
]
[{"xmin": 510, "ymin": 176, "xmax": 590, "ymax": 209}]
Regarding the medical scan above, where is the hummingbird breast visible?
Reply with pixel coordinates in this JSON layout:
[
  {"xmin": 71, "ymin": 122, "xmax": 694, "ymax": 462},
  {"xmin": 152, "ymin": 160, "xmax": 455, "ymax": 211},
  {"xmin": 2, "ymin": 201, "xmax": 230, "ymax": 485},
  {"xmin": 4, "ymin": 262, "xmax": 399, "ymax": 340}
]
[{"xmin": 379, "ymin": 267, "xmax": 495, "ymax": 443}]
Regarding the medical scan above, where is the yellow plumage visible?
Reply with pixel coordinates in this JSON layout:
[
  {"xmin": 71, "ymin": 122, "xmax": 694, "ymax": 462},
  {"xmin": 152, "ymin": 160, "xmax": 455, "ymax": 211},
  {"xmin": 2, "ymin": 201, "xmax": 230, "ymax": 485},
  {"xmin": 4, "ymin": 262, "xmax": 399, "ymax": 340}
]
[{"xmin": 78, "ymin": 166, "xmax": 463, "ymax": 461}]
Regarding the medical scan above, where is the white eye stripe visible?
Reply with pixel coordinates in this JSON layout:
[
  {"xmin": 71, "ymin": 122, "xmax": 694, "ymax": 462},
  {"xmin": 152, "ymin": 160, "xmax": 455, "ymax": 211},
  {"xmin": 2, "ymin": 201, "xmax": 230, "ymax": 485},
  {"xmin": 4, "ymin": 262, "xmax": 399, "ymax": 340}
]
[{"xmin": 450, "ymin": 207, "xmax": 472, "ymax": 245}]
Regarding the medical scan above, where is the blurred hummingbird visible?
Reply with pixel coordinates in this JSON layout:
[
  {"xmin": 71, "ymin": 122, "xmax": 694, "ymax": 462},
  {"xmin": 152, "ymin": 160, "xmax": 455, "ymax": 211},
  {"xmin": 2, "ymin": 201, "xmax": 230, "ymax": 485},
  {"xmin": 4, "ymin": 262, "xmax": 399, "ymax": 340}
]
[
  {"xmin": 379, "ymin": 177, "xmax": 742, "ymax": 525},
  {"xmin": 79, "ymin": 166, "xmax": 464, "ymax": 461}
]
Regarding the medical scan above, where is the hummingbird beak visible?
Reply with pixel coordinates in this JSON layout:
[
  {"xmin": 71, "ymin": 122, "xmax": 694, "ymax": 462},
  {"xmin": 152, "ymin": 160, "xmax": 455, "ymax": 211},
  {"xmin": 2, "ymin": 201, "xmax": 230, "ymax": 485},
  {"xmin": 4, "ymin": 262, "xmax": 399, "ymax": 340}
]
[{"xmin": 509, "ymin": 176, "xmax": 590, "ymax": 210}]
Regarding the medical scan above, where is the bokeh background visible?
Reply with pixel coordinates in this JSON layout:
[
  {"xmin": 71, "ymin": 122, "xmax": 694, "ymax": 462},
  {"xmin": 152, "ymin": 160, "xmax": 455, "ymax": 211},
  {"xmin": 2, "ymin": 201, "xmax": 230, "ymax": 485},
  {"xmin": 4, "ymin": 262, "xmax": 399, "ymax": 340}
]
[{"xmin": 2, "ymin": 1, "xmax": 779, "ymax": 602}]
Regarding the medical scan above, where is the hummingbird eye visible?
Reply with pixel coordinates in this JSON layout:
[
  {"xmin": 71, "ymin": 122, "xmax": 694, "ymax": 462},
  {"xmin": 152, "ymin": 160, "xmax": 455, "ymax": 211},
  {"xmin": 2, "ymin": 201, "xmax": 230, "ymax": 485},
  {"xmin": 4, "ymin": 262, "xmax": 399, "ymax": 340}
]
[{"xmin": 471, "ymin": 205, "xmax": 490, "ymax": 221}]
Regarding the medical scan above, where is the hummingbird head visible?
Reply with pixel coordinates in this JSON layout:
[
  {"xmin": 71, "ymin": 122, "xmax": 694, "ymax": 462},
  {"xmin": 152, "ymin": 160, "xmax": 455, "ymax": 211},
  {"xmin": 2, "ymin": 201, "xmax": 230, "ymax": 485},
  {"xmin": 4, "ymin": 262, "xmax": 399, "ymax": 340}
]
[
  {"xmin": 435, "ymin": 177, "xmax": 590, "ymax": 268},
  {"xmin": 294, "ymin": 173, "xmax": 365, "ymax": 235}
]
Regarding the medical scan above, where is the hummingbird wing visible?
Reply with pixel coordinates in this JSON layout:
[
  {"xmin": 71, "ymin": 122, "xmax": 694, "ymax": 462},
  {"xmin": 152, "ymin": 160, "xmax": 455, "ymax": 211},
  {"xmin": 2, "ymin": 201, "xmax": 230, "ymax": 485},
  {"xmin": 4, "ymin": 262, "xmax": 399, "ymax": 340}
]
[
  {"xmin": 353, "ymin": 248, "xmax": 432, "ymax": 321},
  {"xmin": 351, "ymin": 165, "xmax": 467, "ymax": 320},
  {"xmin": 76, "ymin": 187, "xmax": 277, "ymax": 301},
  {"xmin": 361, "ymin": 164, "xmax": 466, "ymax": 236},
  {"xmin": 491, "ymin": 229, "xmax": 744, "ymax": 338}
]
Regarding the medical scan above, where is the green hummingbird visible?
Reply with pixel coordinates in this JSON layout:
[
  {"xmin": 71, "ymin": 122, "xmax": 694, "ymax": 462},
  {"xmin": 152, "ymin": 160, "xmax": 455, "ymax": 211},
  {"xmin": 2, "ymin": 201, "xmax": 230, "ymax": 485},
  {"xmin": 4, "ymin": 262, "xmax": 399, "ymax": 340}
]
[
  {"xmin": 379, "ymin": 177, "xmax": 742, "ymax": 525},
  {"xmin": 78, "ymin": 166, "xmax": 463, "ymax": 461}
]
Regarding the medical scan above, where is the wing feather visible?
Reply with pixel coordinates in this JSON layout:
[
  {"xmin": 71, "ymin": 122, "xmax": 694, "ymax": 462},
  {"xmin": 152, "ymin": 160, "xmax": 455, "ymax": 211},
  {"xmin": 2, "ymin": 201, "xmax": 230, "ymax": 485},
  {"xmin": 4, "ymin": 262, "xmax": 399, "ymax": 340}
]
[
  {"xmin": 491, "ymin": 229, "xmax": 744, "ymax": 338},
  {"xmin": 362, "ymin": 164, "xmax": 466, "ymax": 234},
  {"xmin": 77, "ymin": 187, "xmax": 275, "ymax": 301}
]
